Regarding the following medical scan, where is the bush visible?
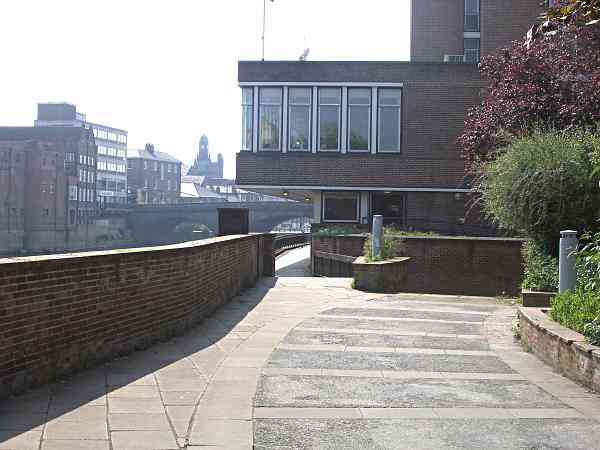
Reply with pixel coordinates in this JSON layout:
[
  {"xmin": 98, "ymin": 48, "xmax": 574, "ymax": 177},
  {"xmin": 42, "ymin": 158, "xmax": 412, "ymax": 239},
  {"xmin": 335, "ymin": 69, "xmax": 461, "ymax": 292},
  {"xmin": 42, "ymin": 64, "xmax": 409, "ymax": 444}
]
[
  {"xmin": 521, "ymin": 241, "xmax": 559, "ymax": 292},
  {"xmin": 575, "ymin": 230, "xmax": 600, "ymax": 292},
  {"xmin": 584, "ymin": 317, "xmax": 600, "ymax": 346},
  {"xmin": 363, "ymin": 232, "xmax": 394, "ymax": 262},
  {"xmin": 550, "ymin": 289, "xmax": 600, "ymax": 334},
  {"xmin": 478, "ymin": 128, "xmax": 600, "ymax": 255}
]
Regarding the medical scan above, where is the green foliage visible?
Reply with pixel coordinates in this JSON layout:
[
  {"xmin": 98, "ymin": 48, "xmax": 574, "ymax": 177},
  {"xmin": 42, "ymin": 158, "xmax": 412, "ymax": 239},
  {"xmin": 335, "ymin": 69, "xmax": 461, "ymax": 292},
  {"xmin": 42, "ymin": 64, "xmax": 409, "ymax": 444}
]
[
  {"xmin": 550, "ymin": 289, "xmax": 600, "ymax": 334},
  {"xmin": 575, "ymin": 230, "xmax": 600, "ymax": 292},
  {"xmin": 583, "ymin": 317, "xmax": 600, "ymax": 345},
  {"xmin": 312, "ymin": 226, "xmax": 365, "ymax": 236},
  {"xmin": 478, "ymin": 128, "xmax": 600, "ymax": 254},
  {"xmin": 521, "ymin": 241, "xmax": 559, "ymax": 292},
  {"xmin": 363, "ymin": 232, "xmax": 394, "ymax": 262}
]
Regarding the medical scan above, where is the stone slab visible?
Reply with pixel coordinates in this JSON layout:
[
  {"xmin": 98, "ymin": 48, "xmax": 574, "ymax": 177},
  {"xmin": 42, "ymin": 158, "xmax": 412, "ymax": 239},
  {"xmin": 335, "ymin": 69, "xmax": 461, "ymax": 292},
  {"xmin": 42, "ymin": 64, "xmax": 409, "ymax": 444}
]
[
  {"xmin": 322, "ymin": 307, "xmax": 486, "ymax": 323},
  {"xmin": 266, "ymin": 349, "xmax": 514, "ymax": 374},
  {"xmin": 255, "ymin": 375, "xmax": 566, "ymax": 409}
]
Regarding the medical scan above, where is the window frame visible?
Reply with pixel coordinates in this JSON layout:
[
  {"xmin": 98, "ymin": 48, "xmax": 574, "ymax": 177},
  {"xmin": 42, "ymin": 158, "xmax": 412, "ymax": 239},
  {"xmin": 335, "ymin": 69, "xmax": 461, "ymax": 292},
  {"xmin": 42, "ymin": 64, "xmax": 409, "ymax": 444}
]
[
  {"xmin": 464, "ymin": 37, "xmax": 480, "ymax": 63},
  {"xmin": 241, "ymin": 87, "xmax": 254, "ymax": 151},
  {"xmin": 347, "ymin": 88, "xmax": 372, "ymax": 153},
  {"xmin": 258, "ymin": 86, "xmax": 283, "ymax": 152},
  {"xmin": 321, "ymin": 191, "xmax": 361, "ymax": 223},
  {"xmin": 317, "ymin": 87, "xmax": 342, "ymax": 152},
  {"xmin": 464, "ymin": 0, "xmax": 480, "ymax": 32},
  {"xmin": 377, "ymin": 88, "xmax": 403, "ymax": 153},
  {"xmin": 287, "ymin": 87, "xmax": 313, "ymax": 152}
]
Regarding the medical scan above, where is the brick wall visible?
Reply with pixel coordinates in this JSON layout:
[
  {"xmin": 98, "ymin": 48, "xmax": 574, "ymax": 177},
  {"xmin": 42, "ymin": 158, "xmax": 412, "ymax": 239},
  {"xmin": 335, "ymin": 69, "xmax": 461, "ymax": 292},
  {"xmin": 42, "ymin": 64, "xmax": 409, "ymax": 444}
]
[
  {"xmin": 312, "ymin": 234, "xmax": 523, "ymax": 296},
  {"xmin": 0, "ymin": 235, "xmax": 270, "ymax": 398}
]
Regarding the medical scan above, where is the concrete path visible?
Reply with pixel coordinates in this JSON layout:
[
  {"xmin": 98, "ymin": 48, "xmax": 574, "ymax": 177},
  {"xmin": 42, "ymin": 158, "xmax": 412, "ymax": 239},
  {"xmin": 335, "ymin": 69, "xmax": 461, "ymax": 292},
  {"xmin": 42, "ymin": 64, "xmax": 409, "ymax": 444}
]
[
  {"xmin": 275, "ymin": 245, "xmax": 311, "ymax": 277},
  {"xmin": 2, "ymin": 247, "xmax": 600, "ymax": 449}
]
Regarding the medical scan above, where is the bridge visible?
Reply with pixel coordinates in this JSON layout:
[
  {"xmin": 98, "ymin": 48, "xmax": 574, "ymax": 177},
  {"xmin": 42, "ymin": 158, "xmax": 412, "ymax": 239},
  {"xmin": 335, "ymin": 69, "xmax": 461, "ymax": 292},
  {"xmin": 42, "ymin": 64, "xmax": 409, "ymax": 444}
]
[{"xmin": 125, "ymin": 201, "xmax": 313, "ymax": 245}]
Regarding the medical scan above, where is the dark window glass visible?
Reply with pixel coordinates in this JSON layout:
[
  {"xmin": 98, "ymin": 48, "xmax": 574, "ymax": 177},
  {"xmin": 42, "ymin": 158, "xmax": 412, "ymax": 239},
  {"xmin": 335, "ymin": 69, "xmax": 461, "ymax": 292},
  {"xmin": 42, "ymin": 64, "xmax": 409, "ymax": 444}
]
[
  {"xmin": 372, "ymin": 192, "xmax": 405, "ymax": 226},
  {"xmin": 323, "ymin": 192, "xmax": 359, "ymax": 222},
  {"xmin": 378, "ymin": 89, "xmax": 402, "ymax": 152},
  {"xmin": 318, "ymin": 88, "xmax": 341, "ymax": 151},
  {"xmin": 259, "ymin": 88, "xmax": 282, "ymax": 151},
  {"xmin": 348, "ymin": 88, "xmax": 371, "ymax": 152},
  {"xmin": 464, "ymin": 0, "xmax": 480, "ymax": 32},
  {"xmin": 288, "ymin": 88, "xmax": 311, "ymax": 151},
  {"xmin": 464, "ymin": 38, "xmax": 480, "ymax": 63},
  {"xmin": 241, "ymin": 87, "xmax": 253, "ymax": 151}
]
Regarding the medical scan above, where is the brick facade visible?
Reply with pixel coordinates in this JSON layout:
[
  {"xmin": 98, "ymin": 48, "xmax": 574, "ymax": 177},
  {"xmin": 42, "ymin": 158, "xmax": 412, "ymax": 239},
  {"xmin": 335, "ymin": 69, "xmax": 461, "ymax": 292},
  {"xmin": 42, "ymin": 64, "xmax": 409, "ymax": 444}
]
[
  {"xmin": 312, "ymin": 234, "xmax": 523, "ymax": 296},
  {"xmin": 0, "ymin": 234, "xmax": 273, "ymax": 398},
  {"xmin": 411, "ymin": 0, "xmax": 544, "ymax": 62},
  {"xmin": 0, "ymin": 127, "xmax": 97, "ymax": 256}
]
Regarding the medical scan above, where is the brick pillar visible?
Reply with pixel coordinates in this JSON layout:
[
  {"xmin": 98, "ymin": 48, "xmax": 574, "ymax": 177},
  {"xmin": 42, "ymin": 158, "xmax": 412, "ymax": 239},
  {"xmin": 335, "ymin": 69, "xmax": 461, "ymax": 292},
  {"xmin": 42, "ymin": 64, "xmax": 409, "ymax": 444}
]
[{"xmin": 260, "ymin": 233, "xmax": 276, "ymax": 277}]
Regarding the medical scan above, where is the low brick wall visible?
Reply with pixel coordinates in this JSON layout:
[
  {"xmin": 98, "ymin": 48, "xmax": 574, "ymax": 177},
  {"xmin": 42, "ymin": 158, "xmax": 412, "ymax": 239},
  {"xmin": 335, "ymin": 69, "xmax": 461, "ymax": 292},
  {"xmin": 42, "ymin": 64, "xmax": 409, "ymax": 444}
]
[
  {"xmin": 0, "ymin": 234, "xmax": 272, "ymax": 399},
  {"xmin": 519, "ymin": 307, "xmax": 600, "ymax": 392},
  {"xmin": 312, "ymin": 234, "xmax": 523, "ymax": 296}
]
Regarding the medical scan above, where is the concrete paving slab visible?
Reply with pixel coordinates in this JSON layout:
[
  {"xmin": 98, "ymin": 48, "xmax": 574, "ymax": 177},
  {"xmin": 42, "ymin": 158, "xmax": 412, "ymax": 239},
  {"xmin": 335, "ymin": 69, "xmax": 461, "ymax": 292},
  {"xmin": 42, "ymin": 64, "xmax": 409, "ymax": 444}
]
[
  {"xmin": 108, "ymin": 397, "xmax": 164, "ymax": 414},
  {"xmin": 110, "ymin": 430, "xmax": 178, "ymax": 450},
  {"xmin": 322, "ymin": 307, "xmax": 487, "ymax": 322},
  {"xmin": 189, "ymin": 419, "xmax": 252, "ymax": 447},
  {"xmin": 41, "ymin": 440, "xmax": 110, "ymax": 450},
  {"xmin": 0, "ymin": 429, "xmax": 42, "ymax": 450},
  {"xmin": 254, "ymin": 418, "xmax": 600, "ymax": 450},
  {"xmin": 43, "ymin": 420, "xmax": 108, "ymax": 440},
  {"xmin": 108, "ymin": 413, "xmax": 172, "ymax": 431},
  {"xmin": 255, "ymin": 375, "xmax": 567, "ymax": 409}
]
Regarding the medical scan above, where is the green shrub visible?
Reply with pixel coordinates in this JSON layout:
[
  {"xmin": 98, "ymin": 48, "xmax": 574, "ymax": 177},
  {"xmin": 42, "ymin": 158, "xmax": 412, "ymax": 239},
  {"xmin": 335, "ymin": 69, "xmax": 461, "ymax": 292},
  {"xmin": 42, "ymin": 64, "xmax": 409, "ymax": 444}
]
[
  {"xmin": 583, "ymin": 317, "xmax": 600, "ymax": 346},
  {"xmin": 478, "ymin": 127, "xmax": 600, "ymax": 255},
  {"xmin": 312, "ymin": 226, "xmax": 365, "ymax": 236},
  {"xmin": 521, "ymin": 241, "xmax": 559, "ymax": 292},
  {"xmin": 575, "ymin": 231, "xmax": 600, "ymax": 292},
  {"xmin": 550, "ymin": 289, "xmax": 600, "ymax": 334},
  {"xmin": 363, "ymin": 233, "xmax": 394, "ymax": 262}
]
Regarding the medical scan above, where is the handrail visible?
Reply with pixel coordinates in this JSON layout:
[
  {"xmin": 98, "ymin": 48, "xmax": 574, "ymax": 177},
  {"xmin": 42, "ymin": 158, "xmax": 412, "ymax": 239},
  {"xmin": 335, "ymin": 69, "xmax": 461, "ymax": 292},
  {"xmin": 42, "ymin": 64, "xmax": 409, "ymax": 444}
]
[{"xmin": 273, "ymin": 233, "xmax": 310, "ymax": 256}]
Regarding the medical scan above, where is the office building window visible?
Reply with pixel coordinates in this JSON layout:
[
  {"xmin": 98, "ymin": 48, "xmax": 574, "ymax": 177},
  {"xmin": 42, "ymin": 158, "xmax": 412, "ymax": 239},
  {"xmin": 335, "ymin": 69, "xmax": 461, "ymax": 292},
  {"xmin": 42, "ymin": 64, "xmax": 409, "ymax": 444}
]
[
  {"xmin": 318, "ymin": 88, "xmax": 341, "ymax": 151},
  {"xmin": 241, "ymin": 87, "xmax": 253, "ymax": 151},
  {"xmin": 464, "ymin": 38, "xmax": 480, "ymax": 63},
  {"xmin": 465, "ymin": 0, "xmax": 480, "ymax": 32},
  {"xmin": 378, "ymin": 89, "xmax": 402, "ymax": 152},
  {"xmin": 347, "ymin": 88, "xmax": 371, "ymax": 152},
  {"xmin": 322, "ymin": 192, "xmax": 360, "ymax": 222},
  {"xmin": 259, "ymin": 87, "xmax": 282, "ymax": 151},
  {"xmin": 372, "ymin": 192, "xmax": 405, "ymax": 226},
  {"xmin": 69, "ymin": 185, "xmax": 78, "ymax": 201},
  {"xmin": 288, "ymin": 87, "xmax": 312, "ymax": 151}
]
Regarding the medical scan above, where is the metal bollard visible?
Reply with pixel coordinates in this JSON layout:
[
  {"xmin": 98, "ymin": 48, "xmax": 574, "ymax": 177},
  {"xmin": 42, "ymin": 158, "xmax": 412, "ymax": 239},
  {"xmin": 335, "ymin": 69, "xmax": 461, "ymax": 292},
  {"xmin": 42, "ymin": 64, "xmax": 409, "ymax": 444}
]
[
  {"xmin": 372, "ymin": 215, "xmax": 383, "ymax": 259},
  {"xmin": 559, "ymin": 230, "xmax": 578, "ymax": 294}
]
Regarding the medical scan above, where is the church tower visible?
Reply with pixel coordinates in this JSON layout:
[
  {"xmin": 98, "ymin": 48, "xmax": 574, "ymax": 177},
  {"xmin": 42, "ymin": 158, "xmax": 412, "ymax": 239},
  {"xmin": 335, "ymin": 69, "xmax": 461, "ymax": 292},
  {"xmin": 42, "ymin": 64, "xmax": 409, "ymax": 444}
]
[{"xmin": 187, "ymin": 134, "xmax": 224, "ymax": 178}]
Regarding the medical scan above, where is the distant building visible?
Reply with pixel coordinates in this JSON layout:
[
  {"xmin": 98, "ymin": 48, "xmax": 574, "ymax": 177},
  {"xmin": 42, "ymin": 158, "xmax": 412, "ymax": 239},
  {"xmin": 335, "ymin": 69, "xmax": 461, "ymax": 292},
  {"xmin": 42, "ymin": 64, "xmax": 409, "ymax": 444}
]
[
  {"xmin": 411, "ymin": 0, "xmax": 545, "ymax": 63},
  {"xmin": 0, "ymin": 126, "xmax": 97, "ymax": 255},
  {"xmin": 35, "ymin": 103, "xmax": 128, "ymax": 207},
  {"xmin": 187, "ymin": 135, "xmax": 224, "ymax": 179},
  {"xmin": 127, "ymin": 143, "xmax": 182, "ymax": 204}
]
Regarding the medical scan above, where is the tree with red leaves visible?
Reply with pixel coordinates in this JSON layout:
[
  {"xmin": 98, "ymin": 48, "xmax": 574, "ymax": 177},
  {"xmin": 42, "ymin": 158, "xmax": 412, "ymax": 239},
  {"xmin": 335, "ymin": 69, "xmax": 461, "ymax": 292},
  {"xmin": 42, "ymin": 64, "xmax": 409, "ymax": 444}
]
[{"xmin": 460, "ymin": 11, "xmax": 600, "ymax": 173}]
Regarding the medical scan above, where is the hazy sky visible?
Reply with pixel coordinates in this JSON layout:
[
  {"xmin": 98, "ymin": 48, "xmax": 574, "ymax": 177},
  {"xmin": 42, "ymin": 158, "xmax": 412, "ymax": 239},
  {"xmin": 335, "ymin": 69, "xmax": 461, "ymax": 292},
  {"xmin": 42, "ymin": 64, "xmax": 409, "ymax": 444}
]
[{"xmin": 0, "ymin": 0, "xmax": 410, "ymax": 179}]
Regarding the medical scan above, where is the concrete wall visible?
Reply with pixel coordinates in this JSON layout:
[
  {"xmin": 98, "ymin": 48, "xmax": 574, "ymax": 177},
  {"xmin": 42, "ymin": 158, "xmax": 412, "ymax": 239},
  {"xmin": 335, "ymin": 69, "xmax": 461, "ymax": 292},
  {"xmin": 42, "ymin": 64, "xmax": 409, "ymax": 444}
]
[
  {"xmin": 0, "ymin": 234, "xmax": 273, "ymax": 399},
  {"xmin": 312, "ymin": 234, "xmax": 523, "ymax": 296}
]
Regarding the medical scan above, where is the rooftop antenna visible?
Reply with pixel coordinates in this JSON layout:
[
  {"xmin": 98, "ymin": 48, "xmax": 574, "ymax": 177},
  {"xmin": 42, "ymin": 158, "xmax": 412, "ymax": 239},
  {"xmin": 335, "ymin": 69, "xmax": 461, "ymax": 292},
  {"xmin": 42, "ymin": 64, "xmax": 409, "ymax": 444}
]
[
  {"xmin": 299, "ymin": 48, "xmax": 310, "ymax": 61},
  {"xmin": 261, "ymin": 0, "xmax": 275, "ymax": 61}
]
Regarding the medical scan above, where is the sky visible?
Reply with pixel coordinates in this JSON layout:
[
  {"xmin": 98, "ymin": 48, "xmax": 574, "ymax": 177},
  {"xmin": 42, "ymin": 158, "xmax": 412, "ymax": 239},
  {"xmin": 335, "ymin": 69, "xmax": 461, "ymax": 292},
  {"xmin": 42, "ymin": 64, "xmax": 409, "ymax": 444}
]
[{"xmin": 0, "ymin": 0, "xmax": 411, "ymax": 179}]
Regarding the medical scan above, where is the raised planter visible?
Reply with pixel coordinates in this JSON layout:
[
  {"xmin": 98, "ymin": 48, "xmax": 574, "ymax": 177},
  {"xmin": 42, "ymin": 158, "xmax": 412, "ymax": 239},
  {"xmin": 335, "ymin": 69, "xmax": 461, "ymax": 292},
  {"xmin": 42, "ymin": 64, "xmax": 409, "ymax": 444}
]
[
  {"xmin": 353, "ymin": 256, "xmax": 411, "ymax": 293},
  {"xmin": 519, "ymin": 307, "xmax": 600, "ymax": 393},
  {"xmin": 522, "ymin": 289, "xmax": 556, "ymax": 307}
]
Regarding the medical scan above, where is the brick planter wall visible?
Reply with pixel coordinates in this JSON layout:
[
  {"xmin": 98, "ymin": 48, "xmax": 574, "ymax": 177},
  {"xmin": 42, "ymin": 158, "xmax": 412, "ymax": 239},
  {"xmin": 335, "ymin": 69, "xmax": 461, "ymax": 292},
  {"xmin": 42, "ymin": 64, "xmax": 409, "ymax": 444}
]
[
  {"xmin": 312, "ymin": 234, "xmax": 523, "ymax": 296},
  {"xmin": 519, "ymin": 307, "xmax": 600, "ymax": 393},
  {"xmin": 0, "ymin": 235, "xmax": 270, "ymax": 399}
]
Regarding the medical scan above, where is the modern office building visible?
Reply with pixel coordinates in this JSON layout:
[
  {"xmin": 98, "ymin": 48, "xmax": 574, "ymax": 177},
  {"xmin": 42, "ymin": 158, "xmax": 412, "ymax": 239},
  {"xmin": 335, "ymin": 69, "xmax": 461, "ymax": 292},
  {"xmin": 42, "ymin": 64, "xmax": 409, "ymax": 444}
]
[
  {"xmin": 35, "ymin": 103, "xmax": 128, "ymax": 207},
  {"xmin": 127, "ymin": 143, "xmax": 182, "ymax": 205},
  {"xmin": 0, "ymin": 126, "xmax": 97, "ymax": 255},
  {"xmin": 411, "ymin": 0, "xmax": 546, "ymax": 63},
  {"xmin": 235, "ymin": 1, "xmax": 547, "ymax": 233}
]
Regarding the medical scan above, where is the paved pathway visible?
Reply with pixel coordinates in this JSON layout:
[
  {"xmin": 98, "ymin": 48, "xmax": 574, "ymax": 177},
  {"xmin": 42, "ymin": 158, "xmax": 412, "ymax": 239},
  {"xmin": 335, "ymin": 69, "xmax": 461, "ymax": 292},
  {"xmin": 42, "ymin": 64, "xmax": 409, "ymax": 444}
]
[{"xmin": 2, "ymin": 247, "xmax": 600, "ymax": 449}]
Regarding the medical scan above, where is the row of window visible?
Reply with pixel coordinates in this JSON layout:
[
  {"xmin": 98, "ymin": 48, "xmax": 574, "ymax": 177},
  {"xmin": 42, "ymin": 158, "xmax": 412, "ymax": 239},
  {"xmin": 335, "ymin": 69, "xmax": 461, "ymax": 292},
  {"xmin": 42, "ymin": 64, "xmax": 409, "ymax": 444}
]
[
  {"xmin": 92, "ymin": 127, "xmax": 127, "ymax": 144},
  {"xmin": 98, "ymin": 145, "xmax": 127, "ymax": 158},
  {"xmin": 79, "ymin": 168, "xmax": 95, "ymax": 184},
  {"xmin": 69, "ymin": 209, "xmax": 95, "ymax": 225},
  {"xmin": 97, "ymin": 180, "xmax": 126, "ymax": 191},
  {"xmin": 98, "ymin": 160, "xmax": 127, "ymax": 173},
  {"xmin": 241, "ymin": 86, "xmax": 402, "ymax": 153},
  {"xmin": 143, "ymin": 179, "xmax": 178, "ymax": 191},
  {"xmin": 138, "ymin": 160, "xmax": 179, "ymax": 174},
  {"xmin": 68, "ymin": 185, "xmax": 95, "ymax": 203}
]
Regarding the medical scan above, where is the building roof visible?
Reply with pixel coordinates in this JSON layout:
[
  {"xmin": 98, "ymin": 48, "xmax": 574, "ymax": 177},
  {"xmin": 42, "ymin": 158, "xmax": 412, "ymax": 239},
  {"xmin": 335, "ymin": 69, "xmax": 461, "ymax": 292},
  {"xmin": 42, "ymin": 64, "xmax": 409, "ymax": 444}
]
[
  {"xmin": 127, "ymin": 147, "xmax": 181, "ymax": 164},
  {"xmin": 0, "ymin": 126, "xmax": 92, "ymax": 141},
  {"xmin": 238, "ymin": 60, "xmax": 481, "ymax": 83}
]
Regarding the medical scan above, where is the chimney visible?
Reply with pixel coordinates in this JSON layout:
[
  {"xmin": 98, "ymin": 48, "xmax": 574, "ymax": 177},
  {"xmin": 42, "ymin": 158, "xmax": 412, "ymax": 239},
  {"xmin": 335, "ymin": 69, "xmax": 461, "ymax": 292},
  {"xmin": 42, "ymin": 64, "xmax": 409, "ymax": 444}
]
[{"xmin": 145, "ymin": 143, "xmax": 155, "ymax": 154}]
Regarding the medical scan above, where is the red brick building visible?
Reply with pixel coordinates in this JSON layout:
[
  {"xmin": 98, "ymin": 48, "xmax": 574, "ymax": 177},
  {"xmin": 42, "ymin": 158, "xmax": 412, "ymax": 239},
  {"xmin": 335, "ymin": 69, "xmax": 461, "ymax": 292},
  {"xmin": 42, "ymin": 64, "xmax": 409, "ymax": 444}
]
[
  {"xmin": 234, "ymin": 1, "xmax": 547, "ymax": 234},
  {"xmin": 0, "ymin": 127, "xmax": 97, "ymax": 255},
  {"xmin": 127, "ymin": 143, "xmax": 182, "ymax": 205}
]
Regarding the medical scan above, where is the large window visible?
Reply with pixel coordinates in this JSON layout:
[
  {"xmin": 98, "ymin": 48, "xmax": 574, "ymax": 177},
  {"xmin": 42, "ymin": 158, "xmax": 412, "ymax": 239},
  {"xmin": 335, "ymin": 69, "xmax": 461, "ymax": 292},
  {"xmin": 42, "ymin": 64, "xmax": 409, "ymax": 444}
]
[
  {"xmin": 464, "ymin": 0, "xmax": 480, "ymax": 32},
  {"xmin": 259, "ymin": 87, "xmax": 282, "ymax": 151},
  {"xmin": 378, "ymin": 89, "xmax": 402, "ymax": 152},
  {"xmin": 322, "ymin": 192, "xmax": 360, "ymax": 223},
  {"xmin": 372, "ymin": 192, "xmax": 405, "ymax": 226},
  {"xmin": 347, "ymin": 88, "xmax": 371, "ymax": 152},
  {"xmin": 318, "ymin": 88, "xmax": 341, "ymax": 151},
  {"xmin": 241, "ymin": 87, "xmax": 253, "ymax": 151},
  {"xmin": 464, "ymin": 38, "xmax": 480, "ymax": 63},
  {"xmin": 288, "ymin": 88, "xmax": 311, "ymax": 151}
]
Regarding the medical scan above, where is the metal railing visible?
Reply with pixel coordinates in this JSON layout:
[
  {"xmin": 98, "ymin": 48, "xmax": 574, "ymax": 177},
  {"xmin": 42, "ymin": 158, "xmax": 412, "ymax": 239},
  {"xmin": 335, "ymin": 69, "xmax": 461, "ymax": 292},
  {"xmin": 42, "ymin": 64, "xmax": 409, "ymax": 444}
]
[{"xmin": 273, "ymin": 233, "xmax": 310, "ymax": 256}]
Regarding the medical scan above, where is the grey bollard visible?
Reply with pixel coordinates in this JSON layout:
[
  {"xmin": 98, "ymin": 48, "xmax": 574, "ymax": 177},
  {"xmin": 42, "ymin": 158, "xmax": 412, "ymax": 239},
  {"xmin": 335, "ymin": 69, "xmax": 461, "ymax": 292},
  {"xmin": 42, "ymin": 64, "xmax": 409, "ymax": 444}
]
[
  {"xmin": 372, "ymin": 215, "xmax": 384, "ymax": 259},
  {"xmin": 559, "ymin": 230, "xmax": 578, "ymax": 294}
]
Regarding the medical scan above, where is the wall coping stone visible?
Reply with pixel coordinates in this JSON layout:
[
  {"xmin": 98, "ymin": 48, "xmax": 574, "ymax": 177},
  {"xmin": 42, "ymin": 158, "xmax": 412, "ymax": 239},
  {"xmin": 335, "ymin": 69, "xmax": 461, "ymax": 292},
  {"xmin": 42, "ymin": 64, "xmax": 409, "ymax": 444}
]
[
  {"xmin": 0, "ymin": 234, "xmax": 255, "ymax": 266},
  {"xmin": 353, "ymin": 256, "xmax": 411, "ymax": 266}
]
